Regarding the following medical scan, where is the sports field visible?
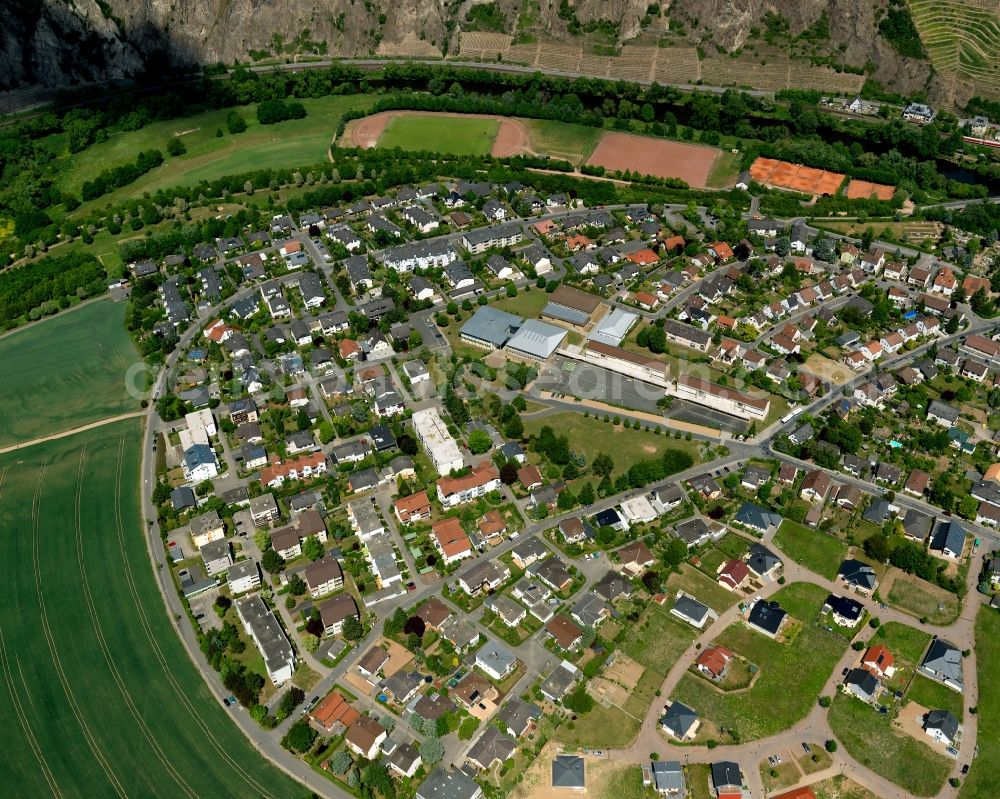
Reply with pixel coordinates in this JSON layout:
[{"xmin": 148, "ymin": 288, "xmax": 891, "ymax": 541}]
[
  {"xmin": 60, "ymin": 95, "xmax": 375, "ymax": 209},
  {"xmin": 586, "ymin": 132, "xmax": 721, "ymax": 188},
  {"xmin": 749, "ymin": 156, "xmax": 845, "ymax": 196},
  {"xmin": 0, "ymin": 419, "xmax": 302, "ymax": 798},
  {"xmin": 520, "ymin": 118, "xmax": 602, "ymax": 163},
  {"xmin": 0, "ymin": 299, "xmax": 142, "ymax": 448},
  {"xmin": 378, "ymin": 114, "xmax": 500, "ymax": 155}
]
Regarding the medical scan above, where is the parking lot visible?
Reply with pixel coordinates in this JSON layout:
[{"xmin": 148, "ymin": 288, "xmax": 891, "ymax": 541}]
[
  {"xmin": 540, "ymin": 357, "xmax": 666, "ymax": 414},
  {"xmin": 668, "ymin": 398, "xmax": 748, "ymax": 435},
  {"xmin": 412, "ymin": 311, "xmax": 448, "ymax": 350}
]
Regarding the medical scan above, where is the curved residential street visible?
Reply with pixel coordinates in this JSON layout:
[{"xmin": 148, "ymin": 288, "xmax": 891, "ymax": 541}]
[
  {"xmin": 109, "ymin": 204, "xmax": 997, "ymax": 799},
  {"xmin": 606, "ymin": 542, "xmax": 984, "ymax": 799}
]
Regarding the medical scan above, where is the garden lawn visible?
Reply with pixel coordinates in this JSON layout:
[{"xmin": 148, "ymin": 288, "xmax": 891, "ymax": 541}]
[
  {"xmin": 590, "ymin": 762, "xmax": 651, "ymax": 799},
  {"xmin": 522, "ymin": 412, "xmax": 701, "ymax": 477},
  {"xmin": 688, "ymin": 763, "xmax": 714, "ymax": 799},
  {"xmin": 670, "ymin": 583, "xmax": 847, "ymax": 741},
  {"xmin": 63, "ymin": 95, "xmax": 375, "ymax": 209},
  {"xmin": 772, "ymin": 520, "xmax": 847, "ymax": 580},
  {"xmin": 553, "ymin": 702, "xmax": 640, "ymax": 749},
  {"xmin": 489, "ymin": 289, "xmax": 551, "ymax": 319},
  {"xmin": 705, "ymin": 150, "xmax": 741, "ymax": 189},
  {"xmin": 959, "ymin": 605, "xmax": 1000, "ymax": 799},
  {"xmin": 0, "ymin": 419, "xmax": 303, "ymax": 798},
  {"xmin": 666, "ymin": 563, "xmax": 740, "ymax": 613},
  {"xmin": 556, "ymin": 607, "xmax": 693, "ymax": 749},
  {"xmin": 378, "ymin": 115, "xmax": 499, "ymax": 156},
  {"xmin": 828, "ymin": 692, "xmax": 951, "ymax": 797},
  {"xmin": 906, "ymin": 674, "xmax": 963, "ymax": 717},
  {"xmin": 873, "ymin": 621, "xmax": 931, "ymax": 665},
  {"xmin": 619, "ymin": 607, "xmax": 697, "ymax": 674},
  {"xmin": 886, "ymin": 573, "xmax": 962, "ymax": 624},
  {"xmin": 522, "ymin": 119, "xmax": 602, "ymax": 164},
  {"xmin": 0, "ymin": 299, "xmax": 141, "ymax": 447}
]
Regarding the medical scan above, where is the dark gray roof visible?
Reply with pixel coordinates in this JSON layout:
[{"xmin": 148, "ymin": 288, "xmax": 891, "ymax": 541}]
[
  {"xmin": 824, "ymin": 593, "xmax": 863, "ymax": 623},
  {"xmin": 734, "ymin": 502, "xmax": 783, "ymax": 532},
  {"xmin": 748, "ymin": 599, "xmax": 786, "ymax": 635},
  {"xmin": 661, "ymin": 701, "xmax": 698, "ymax": 738},
  {"xmin": 839, "ymin": 559, "xmax": 877, "ymax": 590},
  {"xmin": 902, "ymin": 509, "xmax": 933, "ymax": 541},
  {"xmin": 460, "ymin": 306, "xmax": 523, "ymax": 348},
  {"xmin": 921, "ymin": 638, "xmax": 963, "ymax": 684},
  {"xmin": 675, "ymin": 517, "xmax": 711, "ymax": 546},
  {"xmin": 924, "ymin": 709, "xmax": 959, "ymax": 740},
  {"xmin": 417, "ymin": 767, "xmax": 482, "ymax": 799},
  {"xmin": 932, "ymin": 521, "xmax": 966, "ymax": 555},
  {"xmin": 171, "ymin": 486, "xmax": 197, "ymax": 510},
  {"xmin": 466, "ymin": 726, "xmax": 517, "ymax": 769},
  {"xmin": 863, "ymin": 497, "xmax": 893, "ymax": 524},
  {"xmin": 845, "ymin": 667, "xmax": 878, "ymax": 698},
  {"xmin": 928, "ymin": 399, "xmax": 960, "ymax": 423},
  {"xmin": 551, "ymin": 755, "xmax": 585, "ymax": 789},
  {"xmin": 498, "ymin": 698, "xmax": 542, "ymax": 735},
  {"xmin": 711, "ymin": 761, "xmax": 742, "ymax": 791},
  {"xmin": 746, "ymin": 543, "xmax": 781, "ymax": 576},
  {"xmin": 593, "ymin": 571, "xmax": 632, "ymax": 602},
  {"xmin": 672, "ymin": 595, "xmax": 710, "ymax": 625}
]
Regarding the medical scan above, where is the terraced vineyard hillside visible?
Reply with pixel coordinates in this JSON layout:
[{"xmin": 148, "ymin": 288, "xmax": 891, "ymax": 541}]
[{"xmin": 909, "ymin": 0, "xmax": 1000, "ymax": 104}]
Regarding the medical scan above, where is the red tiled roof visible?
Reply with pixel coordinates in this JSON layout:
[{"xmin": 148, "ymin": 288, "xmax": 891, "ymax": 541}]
[
  {"xmin": 437, "ymin": 462, "xmax": 500, "ymax": 498},
  {"xmin": 310, "ymin": 691, "xmax": 360, "ymax": 731},
  {"xmin": 394, "ymin": 491, "xmax": 430, "ymax": 520},
  {"xmin": 696, "ymin": 645, "xmax": 733, "ymax": 677},
  {"xmin": 719, "ymin": 559, "xmax": 749, "ymax": 587},
  {"xmin": 431, "ymin": 517, "xmax": 472, "ymax": 559}
]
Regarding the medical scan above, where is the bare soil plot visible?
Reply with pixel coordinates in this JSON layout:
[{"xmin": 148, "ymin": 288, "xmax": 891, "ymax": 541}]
[
  {"xmin": 586, "ymin": 132, "xmax": 720, "ymax": 188},
  {"xmin": 801, "ymin": 353, "xmax": 854, "ymax": 385},
  {"xmin": 588, "ymin": 653, "xmax": 644, "ymax": 710},
  {"xmin": 812, "ymin": 775, "xmax": 880, "ymax": 799},
  {"xmin": 492, "ymin": 118, "xmax": 531, "ymax": 157},
  {"xmin": 604, "ymin": 652, "xmax": 645, "ymax": 686},
  {"xmin": 588, "ymin": 677, "xmax": 630, "ymax": 707}
]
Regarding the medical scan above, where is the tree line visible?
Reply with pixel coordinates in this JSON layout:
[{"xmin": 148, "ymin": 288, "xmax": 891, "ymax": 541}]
[
  {"xmin": 0, "ymin": 250, "xmax": 106, "ymax": 327},
  {"xmin": 81, "ymin": 149, "xmax": 164, "ymax": 201}
]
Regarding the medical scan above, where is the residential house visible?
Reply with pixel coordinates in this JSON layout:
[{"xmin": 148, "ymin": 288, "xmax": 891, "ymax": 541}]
[
  {"xmin": 824, "ymin": 594, "xmax": 863, "ymax": 627},
  {"xmin": 920, "ymin": 638, "xmax": 964, "ymax": 691},
  {"xmin": 475, "ymin": 640, "xmax": 517, "ymax": 680},
  {"xmin": 844, "ymin": 668, "xmax": 879, "ymax": 703},
  {"xmin": 430, "ymin": 517, "xmax": 474, "ymax": 565},
  {"xmin": 696, "ymin": 645, "xmax": 734, "ymax": 680},
  {"xmin": 718, "ymin": 560, "xmax": 750, "ymax": 591},
  {"xmin": 319, "ymin": 593, "xmax": 359, "ymax": 637},
  {"xmin": 345, "ymin": 716, "xmax": 387, "ymax": 760},
  {"xmin": 660, "ymin": 701, "xmax": 700, "ymax": 741},
  {"xmin": 747, "ymin": 599, "xmax": 788, "ymax": 638}
]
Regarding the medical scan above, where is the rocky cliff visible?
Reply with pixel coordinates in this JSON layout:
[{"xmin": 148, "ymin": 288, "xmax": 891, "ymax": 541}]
[
  {"xmin": 0, "ymin": 0, "xmax": 943, "ymax": 104},
  {"xmin": 669, "ymin": 0, "xmax": 935, "ymax": 100}
]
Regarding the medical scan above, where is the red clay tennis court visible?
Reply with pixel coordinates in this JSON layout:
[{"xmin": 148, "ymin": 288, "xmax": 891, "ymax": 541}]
[
  {"xmin": 846, "ymin": 179, "xmax": 895, "ymax": 200},
  {"xmin": 586, "ymin": 132, "xmax": 719, "ymax": 188},
  {"xmin": 749, "ymin": 156, "xmax": 846, "ymax": 196}
]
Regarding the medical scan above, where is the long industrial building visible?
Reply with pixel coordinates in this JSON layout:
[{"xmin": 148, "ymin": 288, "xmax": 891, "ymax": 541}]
[
  {"xmin": 570, "ymin": 340, "xmax": 670, "ymax": 388},
  {"xmin": 672, "ymin": 374, "xmax": 770, "ymax": 421},
  {"xmin": 411, "ymin": 407, "xmax": 464, "ymax": 475}
]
